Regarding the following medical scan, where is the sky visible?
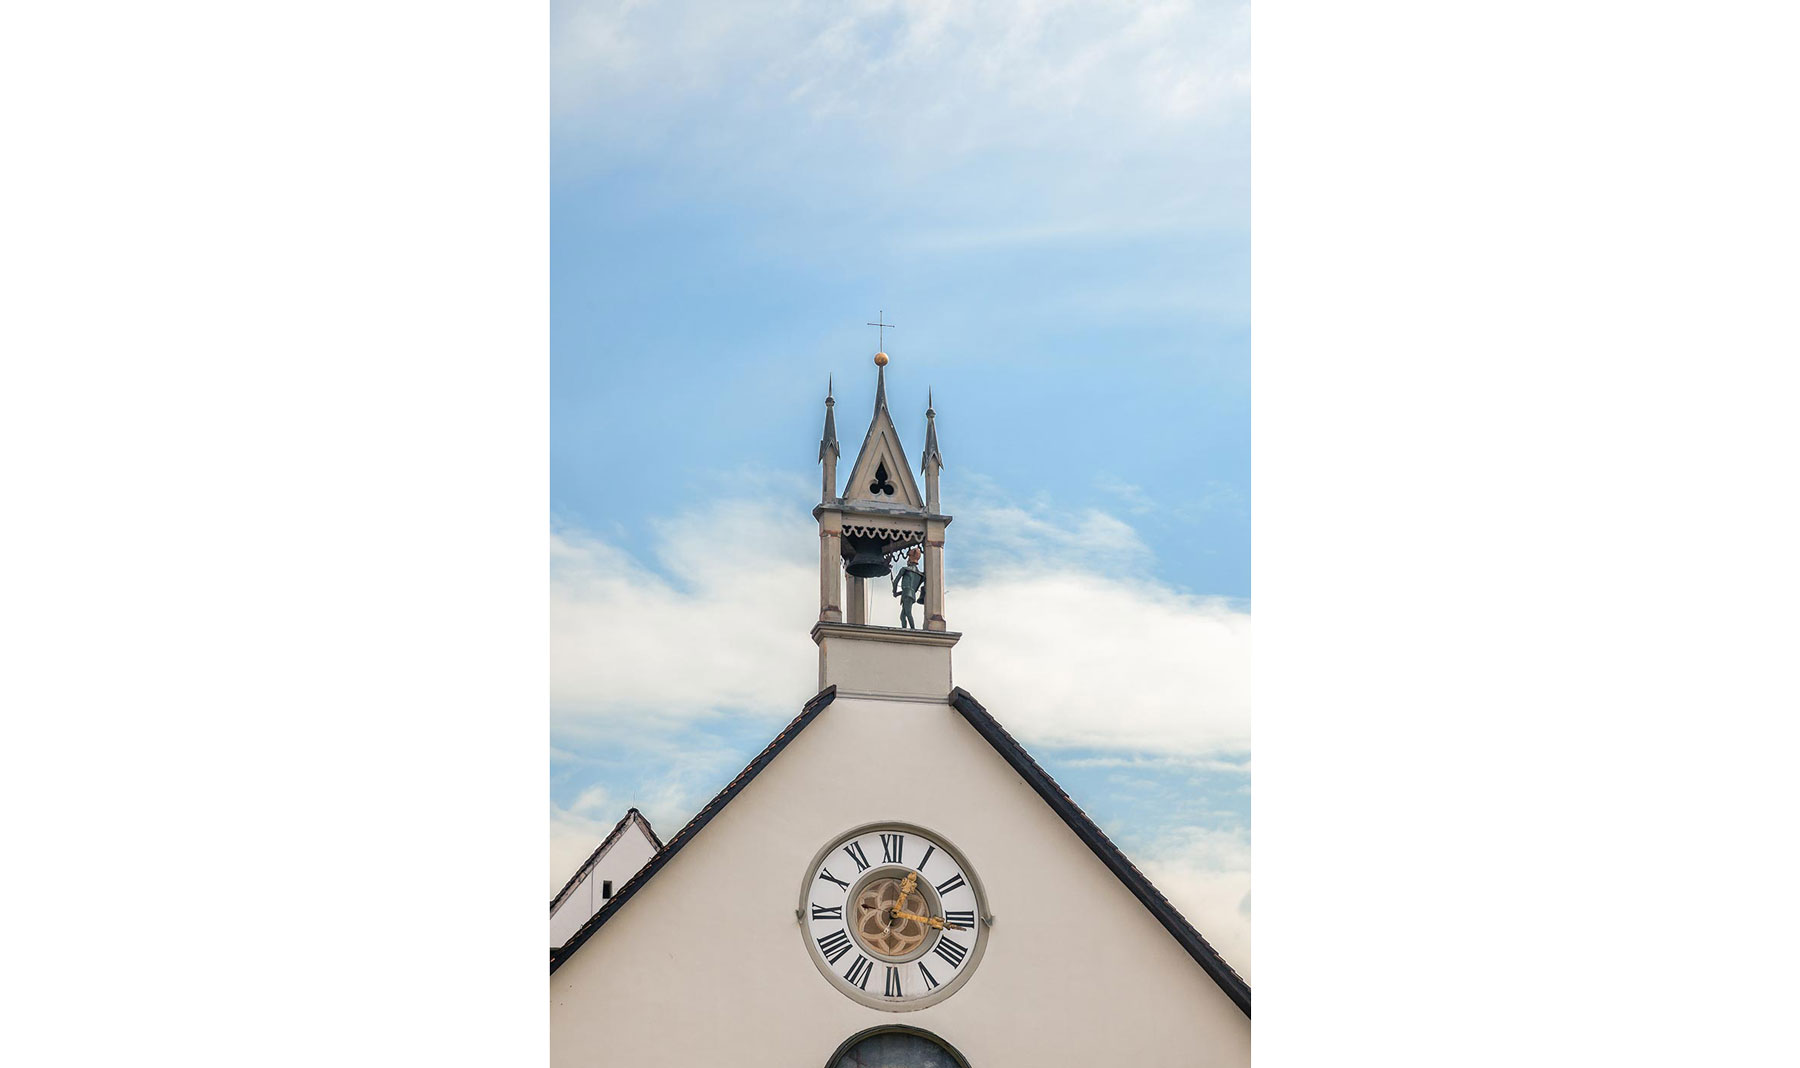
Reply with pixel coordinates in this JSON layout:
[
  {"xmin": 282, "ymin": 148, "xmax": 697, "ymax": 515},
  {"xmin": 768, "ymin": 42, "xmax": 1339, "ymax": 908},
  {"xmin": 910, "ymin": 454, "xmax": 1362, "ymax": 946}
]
[{"xmin": 549, "ymin": 0, "xmax": 1251, "ymax": 977}]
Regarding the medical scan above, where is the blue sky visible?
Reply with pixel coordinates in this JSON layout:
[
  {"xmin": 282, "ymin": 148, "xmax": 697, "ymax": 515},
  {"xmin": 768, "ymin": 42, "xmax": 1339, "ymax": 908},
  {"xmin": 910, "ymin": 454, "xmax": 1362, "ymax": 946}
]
[{"xmin": 550, "ymin": 0, "xmax": 1251, "ymax": 974}]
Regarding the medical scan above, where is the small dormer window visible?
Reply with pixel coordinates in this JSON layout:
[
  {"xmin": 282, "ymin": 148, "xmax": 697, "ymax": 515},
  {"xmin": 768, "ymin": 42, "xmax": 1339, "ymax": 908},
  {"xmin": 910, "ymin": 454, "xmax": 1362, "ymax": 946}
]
[
  {"xmin": 602, "ymin": 880, "xmax": 614, "ymax": 900},
  {"xmin": 870, "ymin": 461, "xmax": 896, "ymax": 496}
]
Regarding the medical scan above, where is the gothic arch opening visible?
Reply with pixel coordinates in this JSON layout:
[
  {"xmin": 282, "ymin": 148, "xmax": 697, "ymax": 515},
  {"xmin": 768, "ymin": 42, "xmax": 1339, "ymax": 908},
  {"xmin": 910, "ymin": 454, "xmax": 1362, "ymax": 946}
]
[{"xmin": 824, "ymin": 1025, "xmax": 971, "ymax": 1068}]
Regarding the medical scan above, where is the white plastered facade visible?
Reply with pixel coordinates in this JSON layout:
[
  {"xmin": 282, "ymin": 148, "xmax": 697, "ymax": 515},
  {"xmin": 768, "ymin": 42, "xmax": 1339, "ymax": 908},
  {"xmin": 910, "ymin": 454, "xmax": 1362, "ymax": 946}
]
[{"xmin": 548, "ymin": 690, "xmax": 1250, "ymax": 1068}]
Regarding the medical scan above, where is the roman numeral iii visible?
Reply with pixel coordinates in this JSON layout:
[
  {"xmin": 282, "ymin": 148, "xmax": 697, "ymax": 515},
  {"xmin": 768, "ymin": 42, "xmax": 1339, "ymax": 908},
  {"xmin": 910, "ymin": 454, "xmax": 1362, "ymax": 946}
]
[
  {"xmin": 843, "ymin": 842, "xmax": 871, "ymax": 872},
  {"xmin": 880, "ymin": 833, "xmax": 904, "ymax": 864},
  {"xmin": 817, "ymin": 929, "xmax": 852, "ymax": 965},
  {"xmin": 811, "ymin": 903, "xmax": 842, "ymax": 921},
  {"xmin": 943, "ymin": 909, "xmax": 976, "ymax": 929}
]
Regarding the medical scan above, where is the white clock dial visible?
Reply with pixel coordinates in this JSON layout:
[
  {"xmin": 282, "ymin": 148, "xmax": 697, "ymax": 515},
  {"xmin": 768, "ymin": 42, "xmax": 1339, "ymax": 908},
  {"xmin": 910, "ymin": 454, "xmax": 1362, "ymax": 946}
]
[{"xmin": 800, "ymin": 823, "xmax": 988, "ymax": 1011}]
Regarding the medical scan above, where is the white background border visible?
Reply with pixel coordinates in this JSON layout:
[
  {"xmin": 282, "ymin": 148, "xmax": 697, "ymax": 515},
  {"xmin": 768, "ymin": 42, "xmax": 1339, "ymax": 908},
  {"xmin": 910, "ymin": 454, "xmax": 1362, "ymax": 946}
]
[{"xmin": 4, "ymin": 1, "xmax": 1798, "ymax": 1064}]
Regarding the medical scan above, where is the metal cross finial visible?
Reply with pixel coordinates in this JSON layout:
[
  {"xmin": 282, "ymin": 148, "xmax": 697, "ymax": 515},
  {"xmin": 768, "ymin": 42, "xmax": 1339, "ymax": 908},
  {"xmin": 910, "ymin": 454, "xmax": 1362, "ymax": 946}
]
[{"xmin": 866, "ymin": 311, "xmax": 896, "ymax": 351}]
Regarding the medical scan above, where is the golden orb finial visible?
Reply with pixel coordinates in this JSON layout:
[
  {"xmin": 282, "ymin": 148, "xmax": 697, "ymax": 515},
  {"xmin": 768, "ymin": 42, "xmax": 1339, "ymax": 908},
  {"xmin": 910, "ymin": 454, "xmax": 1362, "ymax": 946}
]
[{"xmin": 874, "ymin": 352, "xmax": 889, "ymax": 366}]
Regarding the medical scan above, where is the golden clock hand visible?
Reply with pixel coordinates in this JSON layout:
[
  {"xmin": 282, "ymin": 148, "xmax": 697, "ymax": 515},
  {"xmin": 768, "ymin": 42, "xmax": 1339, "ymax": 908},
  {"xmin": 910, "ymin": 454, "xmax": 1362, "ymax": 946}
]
[
  {"xmin": 890, "ymin": 871, "xmax": 920, "ymax": 921},
  {"xmin": 890, "ymin": 909, "xmax": 967, "ymax": 931}
]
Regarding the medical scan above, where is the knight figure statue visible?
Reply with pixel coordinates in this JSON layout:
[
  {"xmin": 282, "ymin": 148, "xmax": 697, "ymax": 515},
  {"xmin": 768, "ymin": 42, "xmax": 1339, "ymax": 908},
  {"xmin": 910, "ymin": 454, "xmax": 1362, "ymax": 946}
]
[{"xmin": 891, "ymin": 546, "xmax": 925, "ymax": 629}]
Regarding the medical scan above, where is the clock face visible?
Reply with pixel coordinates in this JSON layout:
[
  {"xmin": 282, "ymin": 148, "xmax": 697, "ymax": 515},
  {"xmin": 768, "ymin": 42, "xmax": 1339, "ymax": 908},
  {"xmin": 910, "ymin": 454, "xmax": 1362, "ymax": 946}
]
[{"xmin": 800, "ymin": 823, "xmax": 988, "ymax": 1011}]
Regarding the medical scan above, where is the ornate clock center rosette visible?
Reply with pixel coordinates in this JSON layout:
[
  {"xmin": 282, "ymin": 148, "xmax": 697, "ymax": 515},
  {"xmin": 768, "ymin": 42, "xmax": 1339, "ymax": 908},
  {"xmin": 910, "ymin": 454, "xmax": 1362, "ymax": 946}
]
[{"xmin": 851, "ymin": 873, "xmax": 934, "ymax": 959}]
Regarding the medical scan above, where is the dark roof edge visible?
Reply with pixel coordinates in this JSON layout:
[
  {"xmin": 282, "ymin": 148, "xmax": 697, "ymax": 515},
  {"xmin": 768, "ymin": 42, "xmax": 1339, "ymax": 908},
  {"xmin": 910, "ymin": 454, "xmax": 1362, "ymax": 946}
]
[
  {"xmin": 550, "ymin": 686, "xmax": 839, "ymax": 973},
  {"xmin": 948, "ymin": 687, "xmax": 1252, "ymax": 1017},
  {"xmin": 636, "ymin": 809, "xmax": 666, "ymax": 853},
  {"xmin": 549, "ymin": 807, "xmax": 664, "ymax": 914}
]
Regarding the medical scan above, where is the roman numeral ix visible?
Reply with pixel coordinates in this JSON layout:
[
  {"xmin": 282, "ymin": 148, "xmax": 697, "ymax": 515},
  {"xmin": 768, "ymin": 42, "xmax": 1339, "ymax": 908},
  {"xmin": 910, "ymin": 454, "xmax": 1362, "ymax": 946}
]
[{"xmin": 811, "ymin": 903, "xmax": 843, "ymax": 921}]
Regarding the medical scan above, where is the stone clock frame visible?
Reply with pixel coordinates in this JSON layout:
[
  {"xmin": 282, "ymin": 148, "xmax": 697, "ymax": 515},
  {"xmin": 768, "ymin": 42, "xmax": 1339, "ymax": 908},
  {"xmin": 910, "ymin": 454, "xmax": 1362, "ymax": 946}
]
[{"xmin": 797, "ymin": 820, "xmax": 993, "ymax": 1012}]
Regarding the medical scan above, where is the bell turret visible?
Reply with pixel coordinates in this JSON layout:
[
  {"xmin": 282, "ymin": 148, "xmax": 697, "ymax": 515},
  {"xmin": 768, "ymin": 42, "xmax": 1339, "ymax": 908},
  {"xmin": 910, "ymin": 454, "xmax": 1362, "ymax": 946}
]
[{"xmin": 810, "ymin": 341, "xmax": 961, "ymax": 697}]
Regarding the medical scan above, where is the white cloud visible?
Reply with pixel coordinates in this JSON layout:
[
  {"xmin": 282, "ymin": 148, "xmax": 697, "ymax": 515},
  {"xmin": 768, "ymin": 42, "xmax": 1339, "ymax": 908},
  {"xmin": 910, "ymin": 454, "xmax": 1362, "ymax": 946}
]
[
  {"xmin": 550, "ymin": 499, "xmax": 819, "ymax": 725},
  {"xmin": 957, "ymin": 501, "xmax": 1155, "ymax": 577},
  {"xmin": 954, "ymin": 569, "xmax": 1249, "ymax": 755},
  {"xmin": 1137, "ymin": 824, "xmax": 1252, "ymax": 981},
  {"xmin": 551, "ymin": 0, "xmax": 1249, "ymax": 253},
  {"xmin": 552, "ymin": 491, "xmax": 1249, "ymax": 758},
  {"xmin": 550, "ymin": 801, "xmax": 615, "ymax": 896},
  {"xmin": 554, "ymin": 0, "xmax": 1248, "ymax": 146}
]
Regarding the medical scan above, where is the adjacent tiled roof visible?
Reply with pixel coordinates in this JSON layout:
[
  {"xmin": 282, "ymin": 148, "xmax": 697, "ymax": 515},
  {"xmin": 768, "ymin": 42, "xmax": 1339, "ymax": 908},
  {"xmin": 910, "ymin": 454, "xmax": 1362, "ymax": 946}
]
[
  {"xmin": 549, "ymin": 807, "xmax": 664, "ymax": 914},
  {"xmin": 550, "ymin": 686, "xmax": 839, "ymax": 970},
  {"xmin": 549, "ymin": 684, "xmax": 1252, "ymax": 1018},
  {"xmin": 948, "ymin": 688, "xmax": 1251, "ymax": 1016}
]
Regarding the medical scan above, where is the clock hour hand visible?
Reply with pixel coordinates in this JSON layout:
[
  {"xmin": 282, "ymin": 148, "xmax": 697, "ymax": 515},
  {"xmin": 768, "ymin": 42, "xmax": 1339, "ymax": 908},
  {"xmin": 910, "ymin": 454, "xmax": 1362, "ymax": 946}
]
[{"xmin": 889, "ymin": 908, "xmax": 967, "ymax": 931}]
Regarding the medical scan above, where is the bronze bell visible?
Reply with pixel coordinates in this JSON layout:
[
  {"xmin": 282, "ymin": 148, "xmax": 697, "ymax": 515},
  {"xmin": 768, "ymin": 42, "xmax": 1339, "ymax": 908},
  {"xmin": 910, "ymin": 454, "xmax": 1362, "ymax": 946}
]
[{"xmin": 843, "ymin": 534, "xmax": 892, "ymax": 579}]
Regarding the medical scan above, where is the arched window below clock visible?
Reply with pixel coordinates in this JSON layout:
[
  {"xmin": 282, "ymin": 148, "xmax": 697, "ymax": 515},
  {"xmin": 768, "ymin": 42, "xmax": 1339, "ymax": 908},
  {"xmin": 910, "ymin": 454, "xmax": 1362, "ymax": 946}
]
[{"xmin": 824, "ymin": 1025, "xmax": 971, "ymax": 1068}]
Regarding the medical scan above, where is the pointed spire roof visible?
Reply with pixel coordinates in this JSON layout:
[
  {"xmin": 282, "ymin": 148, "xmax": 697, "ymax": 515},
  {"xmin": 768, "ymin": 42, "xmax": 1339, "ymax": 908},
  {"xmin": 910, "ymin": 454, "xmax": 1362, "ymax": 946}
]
[
  {"xmin": 922, "ymin": 387, "xmax": 942, "ymax": 472},
  {"xmin": 819, "ymin": 375, "xmax": 839, "ymax": 461},
  {"xmin": 843, "ymin": 354, "xmax": 924, "ymax": 509}
]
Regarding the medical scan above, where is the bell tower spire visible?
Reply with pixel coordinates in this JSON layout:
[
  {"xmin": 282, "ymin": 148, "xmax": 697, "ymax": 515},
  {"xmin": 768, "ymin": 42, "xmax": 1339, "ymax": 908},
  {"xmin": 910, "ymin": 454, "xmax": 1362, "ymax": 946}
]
[
  {"xmin": 819, "ymin": 374, "xmax": 839, "ymax": 504},
  {"xmin": 922, "ymin": 387, "xmax": 943, "ymax": 514},
  {"xmin": 810, "ymin": 345, "xmax": 959, "ymax": 698}
]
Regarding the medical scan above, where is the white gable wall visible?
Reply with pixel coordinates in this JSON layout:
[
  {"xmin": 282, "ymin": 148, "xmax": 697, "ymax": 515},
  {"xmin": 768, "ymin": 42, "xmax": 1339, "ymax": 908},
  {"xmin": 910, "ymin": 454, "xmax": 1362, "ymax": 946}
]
[
  {"xmin": 550, "ymin": 693, "xmax": 1249, "ymax": 1067},
  {"xmin": 549, "ymin": 820, "xmax": 659, "ymax": 948}
]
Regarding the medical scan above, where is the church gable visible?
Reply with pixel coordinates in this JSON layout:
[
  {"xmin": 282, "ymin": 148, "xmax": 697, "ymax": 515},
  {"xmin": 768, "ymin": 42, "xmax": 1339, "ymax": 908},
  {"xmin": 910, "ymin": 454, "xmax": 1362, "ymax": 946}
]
[
  {"xmin": 842, "ymin": 407, "xmax": 924, "ymax": 509},
  {"xmin": 549, "ymin": 686, "xmax": 1249, "ymax": 1018},
  {"xmin": 551, "ymin": 686, "xmax": 1248, "ymax": 1066}
]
